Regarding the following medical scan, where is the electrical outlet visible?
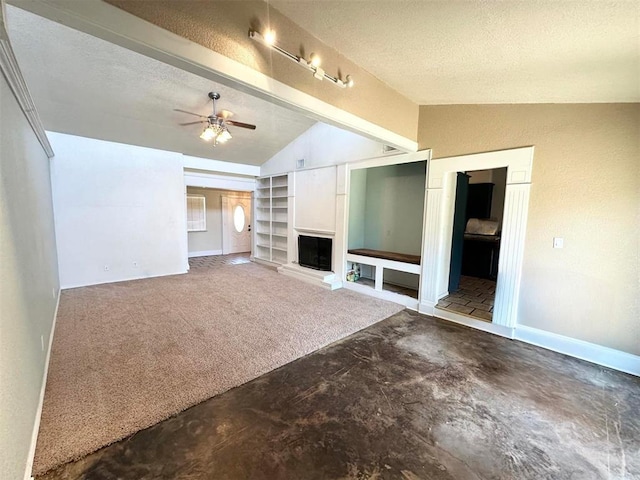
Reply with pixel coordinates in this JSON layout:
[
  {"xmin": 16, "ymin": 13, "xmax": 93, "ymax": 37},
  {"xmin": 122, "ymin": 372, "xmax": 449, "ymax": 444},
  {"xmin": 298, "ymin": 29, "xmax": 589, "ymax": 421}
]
[
  {"xmin": 104, "ymin": 265, "xmax": 110, "ymax": 271},
  {"xmin": 40, "ymin": 335, "xmax": 45, "ymax": 352},
  {"xmin": 553, "ymin": 237, "xmax": 564, "ymax": 249},
  {"xmin": 133, "ymin": 261, "xmax": 139, "ymax": 268}
]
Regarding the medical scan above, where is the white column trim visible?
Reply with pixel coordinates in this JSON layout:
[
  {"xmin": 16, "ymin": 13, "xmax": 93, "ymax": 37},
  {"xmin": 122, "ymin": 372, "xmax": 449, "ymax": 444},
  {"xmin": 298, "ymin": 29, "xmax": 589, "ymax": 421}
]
[
  {"xmin": 422, "ymin": 147, "xmax": 534, "ymax": 330},
  {"xmin": 0, "ymin": 0, "xmax": 53, "ymax": 158},
  {"xmin": 492, "ymin": 184, "xmax": 531, "ymax": 327},
  {"xmin": 420, "ymin": 188, "xmax": 443, "ymax": 305}
]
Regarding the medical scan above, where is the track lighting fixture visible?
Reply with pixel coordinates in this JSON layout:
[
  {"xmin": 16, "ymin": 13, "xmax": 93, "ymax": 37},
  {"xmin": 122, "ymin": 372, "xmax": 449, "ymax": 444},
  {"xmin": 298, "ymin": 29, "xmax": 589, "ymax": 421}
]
[{"xmin": 249, "ymin": 29, "xmax": 354, "ymax": 89}]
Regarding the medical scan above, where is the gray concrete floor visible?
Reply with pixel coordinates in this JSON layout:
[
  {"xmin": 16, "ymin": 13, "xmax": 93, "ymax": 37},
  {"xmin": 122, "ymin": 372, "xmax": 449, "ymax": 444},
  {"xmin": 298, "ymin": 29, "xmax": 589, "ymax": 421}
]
[{"xmin": 38, "ymin": 310, "xmax": 639, "ymax": 480}]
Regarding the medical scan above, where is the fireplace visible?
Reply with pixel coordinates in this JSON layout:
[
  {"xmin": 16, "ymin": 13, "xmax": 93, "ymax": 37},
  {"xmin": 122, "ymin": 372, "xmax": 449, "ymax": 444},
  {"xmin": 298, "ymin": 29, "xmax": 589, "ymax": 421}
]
[{"xmin": 298, "ymin": 235, "xmax": 332, "ymax": 271}]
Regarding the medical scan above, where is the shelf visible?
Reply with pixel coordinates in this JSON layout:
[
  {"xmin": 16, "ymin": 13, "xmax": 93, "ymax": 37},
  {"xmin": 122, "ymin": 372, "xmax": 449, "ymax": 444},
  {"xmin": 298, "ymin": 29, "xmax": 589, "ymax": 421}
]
[{"xmin": 255, "ymin": 175, "xmax": 290, "ymax": 266}]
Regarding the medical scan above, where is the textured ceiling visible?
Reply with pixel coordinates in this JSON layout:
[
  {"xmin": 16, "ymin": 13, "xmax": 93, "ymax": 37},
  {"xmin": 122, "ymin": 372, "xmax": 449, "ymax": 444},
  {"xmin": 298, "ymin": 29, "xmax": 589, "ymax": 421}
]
[
  {"xmin": 270, "ymin": 0, "xmax": 640, "ymax": 104},
  {"xmin": 6, "ymin": 6, "xmax": 316, "ymax": 166}
]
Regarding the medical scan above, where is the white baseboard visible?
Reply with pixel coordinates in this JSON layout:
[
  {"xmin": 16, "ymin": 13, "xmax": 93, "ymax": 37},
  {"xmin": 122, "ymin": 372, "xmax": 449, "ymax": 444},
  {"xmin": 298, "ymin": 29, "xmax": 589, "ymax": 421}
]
[
  {"xmin": 187, "ymin": 249, "xmax": 223, "ymax": 258},
  {"xmin": 433, "ymin": 307, "xmax": 515, "ymax": 339},
  {"xmin": 418, "ymin": 301, "xmax": 436, "ymax": 316},
  {"xmin": 25, "ymin": 288, "xmax": 60, "ymax": 480},
  {"xmin": 343, "ymin": 281, "xmax": 419, "ymax": 310},
  {"xmin": 515, "ymin": 325, "xmax": 640, "ymax": 377},
  {"xmin": 60, "ymin": 269, "xmax": 188, "ymax": 290},
  {"xmin": 278, "ymin": 263, "xmax": 342, "ymax": 290}
]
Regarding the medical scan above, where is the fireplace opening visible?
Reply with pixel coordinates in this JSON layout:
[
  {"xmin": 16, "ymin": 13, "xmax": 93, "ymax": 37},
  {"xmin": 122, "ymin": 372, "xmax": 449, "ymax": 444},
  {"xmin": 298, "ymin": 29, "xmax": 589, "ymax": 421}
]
[{"xmin": 298, "ymin": 235, "xmax": 332, "ymax": 271}]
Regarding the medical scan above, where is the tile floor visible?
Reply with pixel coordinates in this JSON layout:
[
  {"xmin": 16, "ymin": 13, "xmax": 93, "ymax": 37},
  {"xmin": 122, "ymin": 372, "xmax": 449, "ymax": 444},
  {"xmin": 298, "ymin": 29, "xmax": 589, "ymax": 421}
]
[
  {"xmin": 188, "ymin": 252, "xmax": 251, "ymax": 270},
  {"xmin": 436, "ymin": 275, "xmax": 495, "ymax": 322}
]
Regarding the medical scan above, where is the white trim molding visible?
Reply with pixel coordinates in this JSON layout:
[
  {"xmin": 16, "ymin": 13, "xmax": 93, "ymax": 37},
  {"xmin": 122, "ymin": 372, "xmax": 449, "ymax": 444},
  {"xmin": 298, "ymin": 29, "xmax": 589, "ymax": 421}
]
[
  {"xmin": 515, "ymin": 325, "xmax": 640, "ymax": 377},
  {"xmin": 433, "ymin": 308, "xmax": 515, "ymax": 339},
  {"xmin": 422, "ymin": 147, "xmax": 534, "ymax": 330},
  {"xmin": 187, "ymin": 249, "xmax": 223, "ymax": 258},
  {"xmin": 25, "ymin": 288, "xmax": 60, "ymax": 480},
  {"xmin": 184, "ymin": 170, "xmax": 257, "ymax": 192},
  {"xmin": 0, "ymin": 0, "xmax": 53, "ymax": 158}
]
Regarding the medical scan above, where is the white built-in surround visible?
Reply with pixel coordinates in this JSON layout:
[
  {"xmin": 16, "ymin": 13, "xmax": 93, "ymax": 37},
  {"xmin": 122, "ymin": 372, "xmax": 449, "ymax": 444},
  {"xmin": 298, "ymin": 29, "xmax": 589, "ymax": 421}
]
[
  {"xmin": 420, "ymin": 147, "xmax": 534, "ymax": 331},
  {"xmin": 274, "ymin": 146, "xmax": 639, "ymax": 376}
]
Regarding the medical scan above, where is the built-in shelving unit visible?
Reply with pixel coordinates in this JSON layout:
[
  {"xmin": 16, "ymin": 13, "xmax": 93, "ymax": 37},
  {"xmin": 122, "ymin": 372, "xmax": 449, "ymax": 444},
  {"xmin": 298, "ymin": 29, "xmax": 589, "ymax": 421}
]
[{"xmin": 254, "ymin": 174, "xmax": 289, "ymax": 265}]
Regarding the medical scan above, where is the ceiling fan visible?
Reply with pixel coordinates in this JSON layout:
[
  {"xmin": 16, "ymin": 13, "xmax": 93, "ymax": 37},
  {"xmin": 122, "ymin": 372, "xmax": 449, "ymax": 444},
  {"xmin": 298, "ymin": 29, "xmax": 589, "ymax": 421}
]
[{"xmin": 175, "ymin": 92, "xmax": 256, "ymax": 145}]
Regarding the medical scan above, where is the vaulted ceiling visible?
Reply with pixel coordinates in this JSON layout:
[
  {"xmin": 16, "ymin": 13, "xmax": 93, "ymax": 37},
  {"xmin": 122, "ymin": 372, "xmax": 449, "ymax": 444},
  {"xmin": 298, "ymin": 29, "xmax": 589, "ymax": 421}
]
[
  {"xmin": 271, "ymin": 0, "xmax": 640, "ymax": 104},
  {"xmin": 6, "ymin": 5, "xmax": 316, "ymax": 166}
]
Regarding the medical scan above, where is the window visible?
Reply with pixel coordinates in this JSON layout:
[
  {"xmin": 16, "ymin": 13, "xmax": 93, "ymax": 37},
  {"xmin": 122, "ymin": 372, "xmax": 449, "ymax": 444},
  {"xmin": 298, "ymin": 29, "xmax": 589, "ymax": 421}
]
[
  {"xmin": 233, "ymin": 205, "xmax": 245, "ymax": 233},
  {"xmin": 186, "ymin": 195, "xmax": 206, "ymax": 231}
]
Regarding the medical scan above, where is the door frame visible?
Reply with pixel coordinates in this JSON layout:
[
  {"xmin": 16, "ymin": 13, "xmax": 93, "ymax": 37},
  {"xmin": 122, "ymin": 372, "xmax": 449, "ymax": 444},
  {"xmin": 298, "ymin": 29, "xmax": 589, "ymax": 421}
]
[
  {"xmin": 183, "ymin": 170, "xmax": 256, "ymax": 268},
  {"xmin": 420, "ymin": 147, "xmax": 534, "ymax": 334},
  {"xmin": 221, "ymin": 193, "xmax": 252, "ymax": 254}
]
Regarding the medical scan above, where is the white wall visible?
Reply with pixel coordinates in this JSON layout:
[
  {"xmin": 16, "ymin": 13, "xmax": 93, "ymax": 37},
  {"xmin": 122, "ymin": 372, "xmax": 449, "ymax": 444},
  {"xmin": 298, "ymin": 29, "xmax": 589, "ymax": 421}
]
[
  {"xmin": 50, "ymin": 132, "xmax": 189, "ymax": 288},
  {"xmin": 261, "ymin": 122, "xmax": 385, "ymax": 176},
  {"xmin": 0, "ymin": 77, "xmax": 59, "ymax": 480},
  {"xmin": 294, "ymin": 167, "xmax": 337, "ymax": 233}
]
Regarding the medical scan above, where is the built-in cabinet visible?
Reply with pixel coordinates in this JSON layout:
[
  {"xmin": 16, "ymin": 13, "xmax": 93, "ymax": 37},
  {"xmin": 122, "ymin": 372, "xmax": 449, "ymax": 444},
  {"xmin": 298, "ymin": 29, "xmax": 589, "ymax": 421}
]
[{"xmin": 254, "ymin": 174, "xmax": 289, "ymax": 265}]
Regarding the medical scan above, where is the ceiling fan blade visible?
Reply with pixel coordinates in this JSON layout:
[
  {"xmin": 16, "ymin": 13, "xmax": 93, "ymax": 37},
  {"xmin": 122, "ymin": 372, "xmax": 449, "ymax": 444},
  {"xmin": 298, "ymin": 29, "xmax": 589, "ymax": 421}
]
[
  {"xmin": 225, "ymin": 120, "xmax": 256, "ymax": 130},
  {"xmin": 174, "ymin": 108, "xmax": 207, "ymax": 118},
  {"xmin": 179, "ymin": 121, "xmax": 206, "ymax": 126},
  {"xmin": 217, "ymin": 109, "xmax": 235, "ymax": 120}
]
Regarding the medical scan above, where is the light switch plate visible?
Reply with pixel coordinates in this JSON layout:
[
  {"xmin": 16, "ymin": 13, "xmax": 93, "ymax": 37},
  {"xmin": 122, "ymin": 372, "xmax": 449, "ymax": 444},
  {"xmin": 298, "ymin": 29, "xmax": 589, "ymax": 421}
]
[{"xmin": 553, "ymin": 237, "xmax": 564, "ymax": 249}]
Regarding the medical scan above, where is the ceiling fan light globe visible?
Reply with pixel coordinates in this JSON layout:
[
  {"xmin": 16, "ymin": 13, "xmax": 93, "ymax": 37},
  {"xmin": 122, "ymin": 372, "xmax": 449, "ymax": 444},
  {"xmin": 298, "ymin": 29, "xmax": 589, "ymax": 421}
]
[
  {"xmin": 218, "ymin": 129, "xmax": 232, "ymax": 143},
  {"xmin": 199, "ymin": 126, "xmax": 216, "ymax": 141}
]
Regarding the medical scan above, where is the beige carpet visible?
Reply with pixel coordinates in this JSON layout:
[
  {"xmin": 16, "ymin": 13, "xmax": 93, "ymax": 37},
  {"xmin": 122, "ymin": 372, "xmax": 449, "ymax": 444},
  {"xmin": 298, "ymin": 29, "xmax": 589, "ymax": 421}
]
[{"xmin": 34, "ymin": 263, "xmax": 403, "ymax": 475}]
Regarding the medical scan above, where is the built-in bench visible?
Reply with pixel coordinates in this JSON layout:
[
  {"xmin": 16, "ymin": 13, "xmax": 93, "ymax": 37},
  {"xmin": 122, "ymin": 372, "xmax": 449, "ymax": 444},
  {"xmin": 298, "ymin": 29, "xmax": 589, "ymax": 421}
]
[
  {"xmin": 345, "ymin": 248, "xmax": 421, "ymax": 306},
  {"xmin": 347, "ymin": 248, "xmax": 420, "ymax": 265},
  {"xmin": 346, "ymin": 248, "xmax": 421, "ymax": 279}
]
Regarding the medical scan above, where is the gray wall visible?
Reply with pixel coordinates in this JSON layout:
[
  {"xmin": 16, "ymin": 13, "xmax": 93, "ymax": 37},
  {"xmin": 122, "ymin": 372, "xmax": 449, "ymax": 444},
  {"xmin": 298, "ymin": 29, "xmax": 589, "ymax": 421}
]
[
  {"xmin": 363, "ymin": 162, "xmax": 426, "ymax": 255},
  {"xmin": 347, "ymin": 169, "xmax": 367, "ymax": 250},
  {"xmin": 0, "ymin": 76, "xmax": 60, "ymax": 479},
  {"xmin": 187, "ymin": 187, "xmax": 231, "ymax": 255}
]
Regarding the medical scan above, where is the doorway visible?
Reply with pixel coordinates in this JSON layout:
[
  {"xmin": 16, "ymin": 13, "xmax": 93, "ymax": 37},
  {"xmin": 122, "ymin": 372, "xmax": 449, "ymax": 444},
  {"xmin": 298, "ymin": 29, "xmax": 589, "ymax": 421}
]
[
  {"xmin": 441, "ymin": 168, "xmax": 507, "ymax": 322},
  {"xmin": 222, "ymin": 194, "xmax": 252, "ymax": 254},
  {"xmin": 420, "ymin": 147, "xmax": 533, "ymax": 333}
]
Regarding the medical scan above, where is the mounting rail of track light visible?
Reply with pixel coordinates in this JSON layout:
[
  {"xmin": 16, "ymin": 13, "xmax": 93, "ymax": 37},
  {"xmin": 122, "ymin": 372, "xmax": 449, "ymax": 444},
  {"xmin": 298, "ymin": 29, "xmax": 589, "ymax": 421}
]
[{"xmin": 249, "ymin": 29, "xmax": 354, "ymax": 89}]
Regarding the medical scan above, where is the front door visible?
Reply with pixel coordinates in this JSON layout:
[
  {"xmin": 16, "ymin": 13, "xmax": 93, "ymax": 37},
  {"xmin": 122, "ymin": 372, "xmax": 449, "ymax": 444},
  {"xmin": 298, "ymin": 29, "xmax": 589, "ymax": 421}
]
[{"xmin": 221, "ymin": 195, "xmax": 251, "ymax": 254}]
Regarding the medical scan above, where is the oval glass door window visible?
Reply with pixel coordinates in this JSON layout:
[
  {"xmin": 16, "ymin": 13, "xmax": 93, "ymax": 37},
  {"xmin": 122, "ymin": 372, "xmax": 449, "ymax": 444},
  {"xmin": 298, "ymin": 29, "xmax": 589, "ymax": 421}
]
[{"xmin": 233, "ymin": 205, "xmax": 245, "ymax": 232}]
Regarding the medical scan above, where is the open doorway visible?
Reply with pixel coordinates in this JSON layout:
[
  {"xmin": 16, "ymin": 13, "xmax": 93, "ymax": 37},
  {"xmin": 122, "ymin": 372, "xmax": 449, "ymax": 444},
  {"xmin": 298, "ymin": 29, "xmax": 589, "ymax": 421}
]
[
  {"xmin": 438, "ymin": 168, "xmax": 507, "ymax": 322},
  {"xmin": 186, "ymin": 187, "xmax": 252, "ymax": 270}
]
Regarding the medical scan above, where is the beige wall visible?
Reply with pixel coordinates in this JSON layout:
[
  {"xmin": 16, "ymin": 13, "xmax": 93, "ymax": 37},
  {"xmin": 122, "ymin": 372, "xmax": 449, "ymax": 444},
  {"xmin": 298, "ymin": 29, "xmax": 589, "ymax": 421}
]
[
  {"xmin": 0, "ymin": 76, "xmax": 60, "ymax": 478},
  {"xmin": 187, "ymin": 187, "xmax": 236, "ymax": 255},
  {"xmin": 105, "ymin": 0, "xmax": 418, "ymax": 141},
  {"xmin": 419, "ymin": 104, "xmax": 640, "ymax": 355}
]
